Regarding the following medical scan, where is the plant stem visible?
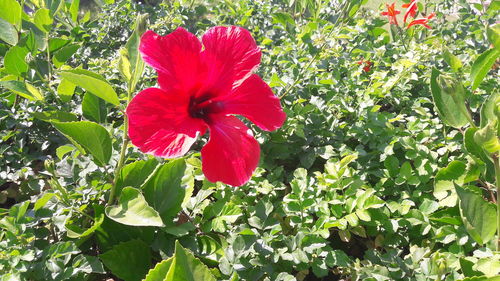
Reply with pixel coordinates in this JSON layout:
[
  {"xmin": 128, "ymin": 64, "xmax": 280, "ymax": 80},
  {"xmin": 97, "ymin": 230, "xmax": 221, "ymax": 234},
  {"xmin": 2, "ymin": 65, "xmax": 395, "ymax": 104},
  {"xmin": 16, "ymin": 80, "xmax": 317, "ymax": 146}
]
[
  {"xmin": 107, "ymin": 85, "xmax": 134, "ymax": 205},
  {"xmin": 494, "ymin": 155, "xmax": 500, "ymax": 251},
  {"xmin": 107, "ymin": 120, "xmax": 129, "ymax": 205},
  {"xmin": 46, "ymin": 33, "xmax": 51, "ymax": 81}
]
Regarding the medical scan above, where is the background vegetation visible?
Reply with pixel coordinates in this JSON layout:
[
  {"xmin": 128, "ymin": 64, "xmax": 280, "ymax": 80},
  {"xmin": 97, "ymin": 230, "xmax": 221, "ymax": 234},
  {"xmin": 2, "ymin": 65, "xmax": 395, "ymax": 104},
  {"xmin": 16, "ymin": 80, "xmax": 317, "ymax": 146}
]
[{"xmin": 0, "ymin": 0, "xmax": 499, "ymax": 280}]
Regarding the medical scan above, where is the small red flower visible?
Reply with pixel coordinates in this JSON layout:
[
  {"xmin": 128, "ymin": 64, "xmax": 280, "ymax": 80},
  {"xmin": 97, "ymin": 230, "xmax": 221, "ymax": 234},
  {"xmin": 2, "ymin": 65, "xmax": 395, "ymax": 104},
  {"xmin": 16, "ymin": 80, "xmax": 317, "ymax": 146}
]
[
  {"xmin": 357, "ymin": 59, "xmax": 373, "ymax": 72},
  {"xmin": 407, "ymin": 12, "xmax": 435, "ymax": 29},
  {"xmin": 402, "ymin": 0, "xmax": 418, "ymax": 23},
  {"xmin": 126, "ymin": 26, "xmax": 286, "ymax": 186},
  {"xmin": 381, "ymin": 3, "xmax": 401, "ymax": 25}
]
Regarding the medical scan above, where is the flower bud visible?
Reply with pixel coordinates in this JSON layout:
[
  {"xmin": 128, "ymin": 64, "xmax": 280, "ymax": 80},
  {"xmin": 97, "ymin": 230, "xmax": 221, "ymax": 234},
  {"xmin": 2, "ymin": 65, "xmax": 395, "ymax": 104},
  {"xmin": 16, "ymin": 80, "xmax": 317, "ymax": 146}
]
[{"xmin": 44, "ymin": 159, "xmax": 55, "ymax": 175}]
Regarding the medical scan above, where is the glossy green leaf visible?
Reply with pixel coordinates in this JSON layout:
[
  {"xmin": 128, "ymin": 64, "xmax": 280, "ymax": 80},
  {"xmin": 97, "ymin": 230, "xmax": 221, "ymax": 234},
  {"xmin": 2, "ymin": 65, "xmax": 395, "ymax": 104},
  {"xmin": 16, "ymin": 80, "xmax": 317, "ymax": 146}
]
[
  {"xmin": 443, "ymin": 48, "xmax": 463, "ymax": 72},
  {"xmin": 99, "ymin": 239, "xmax": 151, "ymax": 281},
  {"xmin": 143, "ymin": 159, "xmax": 194, "ymax": 220},
  {"xmin": 0, "ymin": 0, "xmax": 21, "ymax": 29},
  {"xmin": 34, "ymin": 8, "xmax": 53, "ymax": 33},
  {"xmin": 33, "ymin": 111, "xmax": 78, "ymax": 122},
  {"xmin": 0, "ymin": 81, "xmax": 44, "ymax": 101},
  {"xmin": 455, "ymin": 185, "xmax": 497, "ymax": 245},
  {"xmin": 487, "ymin": 23, "xmax": 500, "ymax": 49},
  {"xmin": 69, "ymin": 0, "xmax": 80, "ymax": 23},
  {"xmin": 49, "ymin": 37, "xmax": 70, "ymax": 52},
  {"xmin": 59, "ymin": 69, "xmax": 120, "ymax": 105},
  {"xmin": 470, "ymin": 48, "xmax": 500, "ymax": 91},
  {"xmin": 480, "ymin": 91, "xmax": 500, "ymax": 128},
  {"xmin": 118, "ymin": 13, "xmax": 147, "ymax": 92},
  {"xmin": 430, "ymin": 68, "xmax": 468, "ymax": 128},
  {"xmin": 82, "ymin": 93, "xmax": 107, "ymax": 123},
  {"xmin": 72, "ymin": 254, "xmax": 106, "ymax": 274},
  {"xmin": 433, "ymin": 160, "xmax": 465, "ymax": 207},
  {"xmin": 47, "ymin": 0, "xmax": 64, "ymax": 16},
  {"xmin": 105, "ymin": 187, "xmax": 164, "ymax": 227},
  {"xmin": 0, "ymin": 18, "xmax": 18, "ymax": 45},
  {"xmin": 24, "ymin": 21, "xmax": 47, "ymax": 51},
  {"xmin": 66, "ymin": 211, "xmax": 105, "ymax": 239},
  {"xmin": 4, "ymin": 46, "xmax": 28, "ymax": 76},
  {"xmin": 116, "ymin": 158, "xmax": 159, "ymax": 191},
  {"xmin": 52, "ymin": 44, "xmax": 80, "ymax": 68},
  {"xmin": 164, "ymin": 241, "xmax": 216, "ymax": 281},
  {"xmin": 57, "ymin": 79, "xmax": 76, "ymax": 102},
  {"xmin": 464, "ymin": 127, "xmax": 495, "ymax": 180},
  {"xmin": 52, "ymin": 121, "xmax": 112, "ymax": 166},
  {"xmin": 474, "ymin": 120, "xmax": 500, "ymax": 155},
  {"xmin": 143, "ymin": 258, "xmax": 174, "ymax": 281}
]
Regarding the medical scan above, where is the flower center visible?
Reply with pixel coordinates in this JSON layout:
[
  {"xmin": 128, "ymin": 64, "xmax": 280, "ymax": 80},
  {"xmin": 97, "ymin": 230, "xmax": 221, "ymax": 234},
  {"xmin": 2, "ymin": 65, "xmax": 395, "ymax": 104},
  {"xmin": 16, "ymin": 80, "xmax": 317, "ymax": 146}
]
[{"xmin": 189, "ymin": 95, "xmax": 225, "ymax": 120}]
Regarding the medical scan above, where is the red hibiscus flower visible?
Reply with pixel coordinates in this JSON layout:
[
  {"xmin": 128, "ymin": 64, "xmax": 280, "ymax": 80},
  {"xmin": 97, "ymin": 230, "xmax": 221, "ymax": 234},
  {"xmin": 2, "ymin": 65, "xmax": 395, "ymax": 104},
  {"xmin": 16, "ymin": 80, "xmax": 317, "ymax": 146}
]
[
  {"xmin": 407, "ymin": 12, "xmax": 435, "ymax": 29},
  {"xmin": 402, "ymin": 0, "xmax": 418, "ymax": 23},
  {"xmin": 126, "ymin": 26, "xmax": 286, "ymax": 186},
  {"xmin": 381, "ymin": 3, "xmax": 401, "ymax": 25},
  {"xmin": 357, "ymin": 59, "xmax": 373, "ymax": 72}
]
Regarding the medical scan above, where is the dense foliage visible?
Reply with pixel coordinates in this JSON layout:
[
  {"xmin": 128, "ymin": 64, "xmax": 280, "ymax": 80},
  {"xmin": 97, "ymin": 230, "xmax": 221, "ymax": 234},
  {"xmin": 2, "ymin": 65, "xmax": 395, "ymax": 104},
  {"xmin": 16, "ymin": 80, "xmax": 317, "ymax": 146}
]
[{"xmin": 0, "ymin": 0, "xmax": 499, "ymax": 280}]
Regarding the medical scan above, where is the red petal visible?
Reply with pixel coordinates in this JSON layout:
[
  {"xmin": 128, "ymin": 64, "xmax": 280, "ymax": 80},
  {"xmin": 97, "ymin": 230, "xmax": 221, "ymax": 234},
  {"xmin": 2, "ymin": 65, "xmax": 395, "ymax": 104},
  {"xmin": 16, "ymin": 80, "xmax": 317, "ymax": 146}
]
[
  {"xmin": 217, "ymin": 74, "xmax": 286, "ymax": 131},
  {"xmin": 403, "ymin": 1, "xmax": 418, "ymax": 23},
  {"xmin": 201, "ymin": 26, "xmax": 261, "ymax": 95},
  {"xmin": 201, "ymin": 115, "xmax": 260, "ymax": 186},
  {"xmin": 139, "ymin": 28, "xmax": 204, "ymax": 92},
  {"xmin": 126, "ymin": 87, "xmax": 207, "ymax": 158}
]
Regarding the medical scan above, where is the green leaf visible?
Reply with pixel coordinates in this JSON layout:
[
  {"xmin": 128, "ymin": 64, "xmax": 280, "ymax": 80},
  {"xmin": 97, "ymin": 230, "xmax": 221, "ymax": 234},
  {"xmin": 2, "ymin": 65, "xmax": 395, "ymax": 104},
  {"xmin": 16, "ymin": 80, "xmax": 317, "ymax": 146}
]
[
  {"xmin": 82, "ymin": 93, "xmax": 107, "ymax": 123},
  {"xmin": 325, "ymin": 250, "xmax": 351, "ymax": 267},
  {"xmin": 33, "ymin": 111, "xmax": 78, "ymax": 122},
  {"xmin": 211, "ymin": 203, "xmax": 243, "ymax": 232},
  {"xmin": 105, "ymin": 187, "xmax": 164, "ymax": 227},
  {"xmin": 464, "ymin": 127, "xmax": 495, "ymax": 181},
  {"xmin": 143, "ymin": 159, "xmax": 194, "ymax": 220},
  {"xmin": 143, "ymin": 258, "xmax": 174, "ymax": 281},
  {"xmin": 0, "ymin": 18, "xmax": 18, "ymax": 45},
  {"xmin": 72, "ymin": 254, "xmax": 106, "ymax": 274},
  {"xmin": 99, "ymin": 239, "xmax": 151, "ymax": 281},
  {"xmin": 49, "ymin": 37, "xmax": 70, "ymax": 52},
  {"xmin": 480, "ymin": 91, "xmax": 500, "ymax": 128},
  {"xmin": 118, "ymin": 13, "xmax": 147, "ymax": 92},
  {"xmin": 196, "ymin": 235, "xmax": 222, "ymax": 255},
  {"xmin": 460, "ymin": 276, "xmax": 500, "ymax": 281},
  {"xmin": 59, "ymin": 69, "xmax": 120, "ymax": 106},
  {"xmin": 116, "ymin": 158, "xmax": 159, "ymax": 191},
  {"xmin": 384, "ymin": 155, "xmax": 399, "ymax": 177},
  {"xmin": 470, "ymin": 48, "xmax": 500, "ymax": 91},
  {"xmin": 272, "ymin": 12, "xmax": 295, "ymax": 28},
  {"xmin": 52, "ymin": 121, "xmax": 112, "ymax": 166},
  {"xmin": 49, "ymin": 0, "xmax": 65, "ymax": 16},
  {"xmin": 52, "ymin": 44, "xmax": 80, "ymax": 68},
  {"xmin": 56, "ymin": 145, "xmax": 75, "ymax": 159},
  {"xmin": 66, "ymin": 211, "xmax": 105, "ymax": 239},
  {"xmin": 474, "ymin": 120, "xmax": 500, "ymax": 154},
  {"xmin": 430, "ymin": 68, "xmax": 468, "ymax": 128},
  {"xmin": 57, "ymin": 79, "xmax": 76, "ymax": 102},
  {"xmin": 0, "ymin": 0, "xmax": 21, "ymax": 29},
  {"xmin": 487, "ymin": 23, "xmax": 500, "ymax": 49},
  {"xmin": 69, "ymin": 0, "xmax": 80, "ymax": 23},
  {"xmin": 443, "ymin": 48, "xmax": 463, "ymax": 72},
  {"xmin": 164, "ymin": 241, "xmax": 216, "ymax": 281},
  {"xmin": 434, "ymin": 160, "xmax": 465, "ymax": 207},
  {"xmin": 456, "ymin": 185, "xmax": 497, "ymax": 245},
  {"xmin": 34, "ymin": 193, "xmax": 55, "ymax": 211},
  {"xmin": 34, "ymin": 8, "xmax": 53, "ymax": 33},
  {"xmin": 0, "ymin": 80, "xmax": 44, "ymax": 101},
  {"xmin": 4, "ymin": 46, "xmax": 28, "ymax": 76}
]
